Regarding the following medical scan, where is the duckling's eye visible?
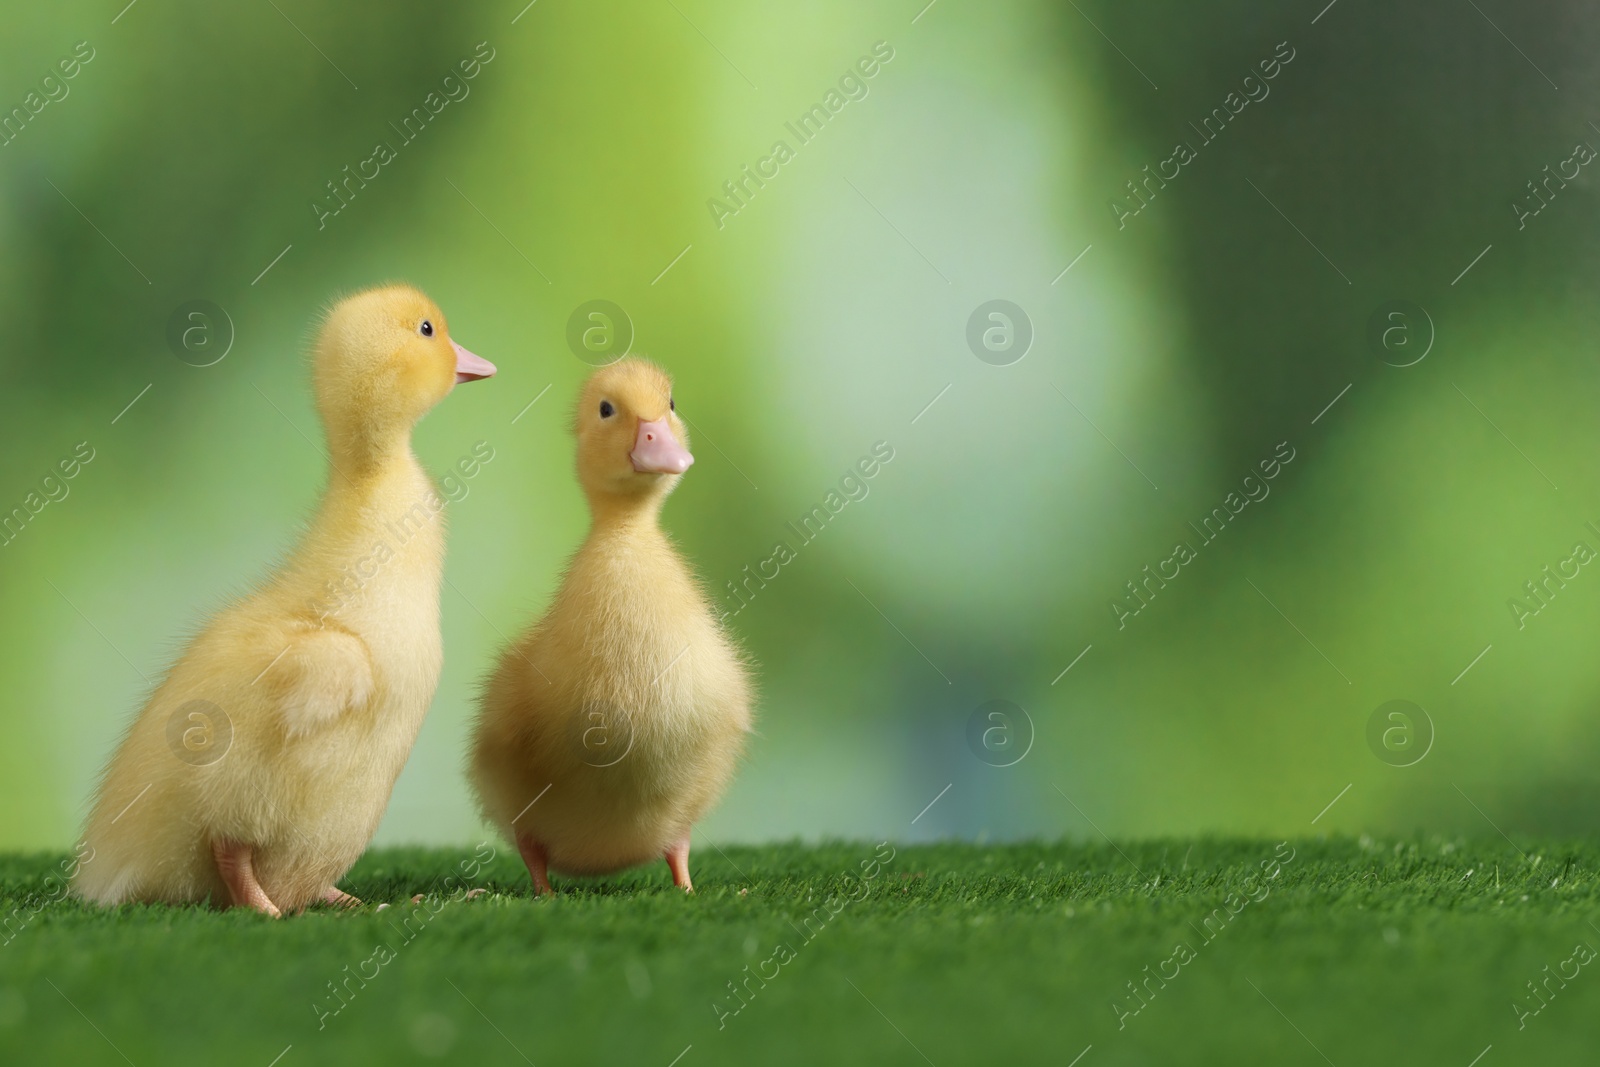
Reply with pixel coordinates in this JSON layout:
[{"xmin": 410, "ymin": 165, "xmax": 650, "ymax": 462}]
[
  {"xmin": 419, "ymin": 320, "xmax": 434, "ymax": 337},
  {"xmin": 669, "ymin": 397, "xmax": 675, "ymax": 411},
  {"xmin": 599, "ymin": 400, "xmax": 615, "ymax": 419}
]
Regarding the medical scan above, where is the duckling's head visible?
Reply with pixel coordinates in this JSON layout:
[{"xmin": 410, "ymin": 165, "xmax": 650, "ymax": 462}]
[
  {"xmin": 312, "ymin": 285, "xmax": 495, "ymax": 457},
  {"xmin": 574, "ymin": 358, "xmax": 693, "ymax": 508}
]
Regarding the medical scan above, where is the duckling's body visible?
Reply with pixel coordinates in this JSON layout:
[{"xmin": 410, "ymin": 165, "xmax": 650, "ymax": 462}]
[
  {"xmin": 469, "ymin": 359, "xmax": 751, "ymax": 890},
  {"xmin": 74, "ymin": 286, "xmax": 495, "ymax": 915}
]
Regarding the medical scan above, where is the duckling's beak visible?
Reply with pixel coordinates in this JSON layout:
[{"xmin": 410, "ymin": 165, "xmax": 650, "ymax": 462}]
[
  {"xmin": 630, "ymin": 419, "xmax": 693, "ymax": 475},
  {"xmin": 452, "ymin": 340, "xmax": 497, "ymax": 384}
]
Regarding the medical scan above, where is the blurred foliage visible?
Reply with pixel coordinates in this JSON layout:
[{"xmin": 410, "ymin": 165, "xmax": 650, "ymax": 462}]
[{"xmin": 0, "ymin": 0, "xmax": 1596, "ymax": 849}]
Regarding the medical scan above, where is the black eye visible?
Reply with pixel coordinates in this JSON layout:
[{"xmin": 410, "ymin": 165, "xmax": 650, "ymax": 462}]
[
  {"xmin": 669, "ymin": 397, "xmax": 675, "ymax": 411},
  {"xmin": 419, "ymin": 320, "xmax": 434, "ymax": 337},
  {"xmin": 599, "ymin": 400, "xmax": 614, "ymax": 419}
]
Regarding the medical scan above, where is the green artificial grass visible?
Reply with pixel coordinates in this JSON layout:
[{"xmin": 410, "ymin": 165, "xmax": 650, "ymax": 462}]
[{"xmin": 2, "ymin": 837, "xmax": 1597, "ymax": 1065}]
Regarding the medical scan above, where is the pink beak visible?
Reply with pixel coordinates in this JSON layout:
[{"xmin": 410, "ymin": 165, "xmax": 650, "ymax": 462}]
[
  {"xmin": 452, "ymin": 340, "xmax": 496, "ymax": 384},
  {"xmin": 630, "ymin": 418, "xmax": 693, "ymax": 475}
]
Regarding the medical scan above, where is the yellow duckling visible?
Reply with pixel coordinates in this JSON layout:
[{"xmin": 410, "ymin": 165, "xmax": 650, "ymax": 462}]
[
  {"xmin": 469, "ymin": 358, "xmax": 752, "ymax": 893},
  {"xmin": 73, "ymin": 285, "xmax": 495, "ymax": 917}
]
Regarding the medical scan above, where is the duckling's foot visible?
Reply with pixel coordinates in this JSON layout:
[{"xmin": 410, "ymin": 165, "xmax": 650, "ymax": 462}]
[
  {"xmin": 320, "ymin": 886, "xmax": 363, "ymax": 909},
  {"xmin": 664, "ymin": 835, "xmax": 693, "ymax": 892},
  {"xmin": 515, "ymin": 832, "xmax": 555, "ymax": 896},
  {"xmin": 211, "ymin": 839, "xmax": 282, "ymax": 918}
]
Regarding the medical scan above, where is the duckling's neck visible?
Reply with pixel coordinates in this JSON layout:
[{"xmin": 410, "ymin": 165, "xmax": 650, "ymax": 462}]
[
  {"xmin": 311, "ymin": 439, "xmax": 434, "ymax": 547},
  {"xmin": 327, "ymin": 424, "xmax": 414, "ymax": 482},
  {"xmin": 279, "ymin": 436, "xmax": 443, "ymax": 615},
  {"xmin": 586, "ymin": 492, "xmax": 667, "ymax": 539},
  {"xmin": 294, "ymin": 421, "xmax": 438, "ymax": 558}
]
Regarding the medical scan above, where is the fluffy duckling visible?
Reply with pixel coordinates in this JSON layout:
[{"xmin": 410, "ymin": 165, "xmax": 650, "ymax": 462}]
[
  {"xmin": 74, "ymin": 285, "xmax": 495, "ymax": 917},
  {"xmin": 469, "ymin": 358, "xmax": 751, "ymax": 893}
]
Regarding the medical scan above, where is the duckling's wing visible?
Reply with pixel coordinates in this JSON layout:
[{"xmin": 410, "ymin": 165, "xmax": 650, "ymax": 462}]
[{"xmin": 258, "ymin": 627, "xmax": 375, "ymax": 738}]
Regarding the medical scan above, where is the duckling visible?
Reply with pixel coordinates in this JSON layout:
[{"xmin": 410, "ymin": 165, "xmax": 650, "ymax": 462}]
[
  {"xmin": 73, "ymin": 285, "xmax": 495, "ymax": 917},
  {"xmin": 469, "ymin": 358, "xmax": 752, "ymax": 894}
]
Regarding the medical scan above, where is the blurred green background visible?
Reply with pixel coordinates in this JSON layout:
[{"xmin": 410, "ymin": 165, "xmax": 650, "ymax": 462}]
[{"xmin": 1, "ymin": 0, "xmax": 1596, "ymax": 852}]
